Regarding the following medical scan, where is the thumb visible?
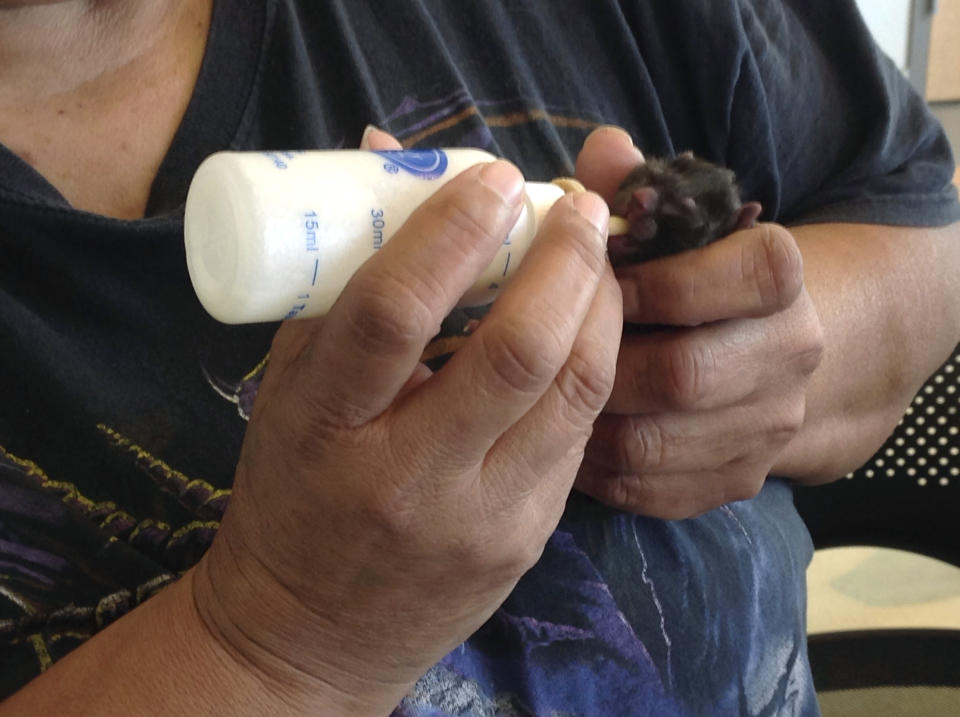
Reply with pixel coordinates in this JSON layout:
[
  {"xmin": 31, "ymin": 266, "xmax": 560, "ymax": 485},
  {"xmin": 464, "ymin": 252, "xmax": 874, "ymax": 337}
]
[{"xmin": 360, "ymin": 125, "xmax": 404, "ymax": 150}]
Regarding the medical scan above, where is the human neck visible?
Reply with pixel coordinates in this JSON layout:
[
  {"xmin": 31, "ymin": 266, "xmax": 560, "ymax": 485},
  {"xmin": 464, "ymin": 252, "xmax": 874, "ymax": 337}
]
[
  {"xmin": 0, "ymin": 0, "xmax": 213, "ymax": 218},
  {"xmin": 0, "ymin": 0, "xmax": 187, "ymax": 101}
]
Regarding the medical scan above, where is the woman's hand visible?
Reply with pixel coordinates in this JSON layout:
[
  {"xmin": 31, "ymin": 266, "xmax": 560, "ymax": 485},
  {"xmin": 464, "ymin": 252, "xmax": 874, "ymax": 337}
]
[
  {"xmin": 192, "ymin": 129, "xmax": 623, "ymax": 714},
  {"xmin": 572, "ymin": 127, "xmax": 825, "ymax": 519}
]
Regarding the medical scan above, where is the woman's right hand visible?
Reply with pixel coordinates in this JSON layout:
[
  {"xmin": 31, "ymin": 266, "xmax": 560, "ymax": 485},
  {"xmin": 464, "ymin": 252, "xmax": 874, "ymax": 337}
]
[{"xmin": 192, "ymin": 140, "xmax": 623, "ymax": 713}]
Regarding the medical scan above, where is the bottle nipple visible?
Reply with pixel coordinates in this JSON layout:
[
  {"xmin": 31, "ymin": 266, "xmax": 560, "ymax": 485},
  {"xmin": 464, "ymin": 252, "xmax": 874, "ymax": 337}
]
[{"xmin": 549, "ymin": 177, "xmax": 630, "ymax": 235}]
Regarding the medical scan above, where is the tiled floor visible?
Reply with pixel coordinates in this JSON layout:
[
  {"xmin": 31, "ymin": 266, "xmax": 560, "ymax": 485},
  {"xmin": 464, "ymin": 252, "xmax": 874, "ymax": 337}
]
[{"xmin": 806, "ymin": 100, "xmax": 960, "ymax": 637}]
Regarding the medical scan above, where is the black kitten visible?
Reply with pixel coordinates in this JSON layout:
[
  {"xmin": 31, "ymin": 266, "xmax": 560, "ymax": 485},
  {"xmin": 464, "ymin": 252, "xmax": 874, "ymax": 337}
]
[{"xmin": 610, "ymin": 152, "xmax": 762, "ymax": 264}]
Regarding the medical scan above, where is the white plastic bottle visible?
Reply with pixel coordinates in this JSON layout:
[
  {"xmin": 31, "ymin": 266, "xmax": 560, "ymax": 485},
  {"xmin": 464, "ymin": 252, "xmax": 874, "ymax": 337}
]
[{"xmin": 184, "ymin": 148, "xmax": 568, "ymax": 324}]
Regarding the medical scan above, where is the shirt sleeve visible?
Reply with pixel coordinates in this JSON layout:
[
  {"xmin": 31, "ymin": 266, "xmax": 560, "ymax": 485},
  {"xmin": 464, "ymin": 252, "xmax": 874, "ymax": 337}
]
[{"xmin": 727, "ymin": 0, "xmax": 960, "ymax": 228}]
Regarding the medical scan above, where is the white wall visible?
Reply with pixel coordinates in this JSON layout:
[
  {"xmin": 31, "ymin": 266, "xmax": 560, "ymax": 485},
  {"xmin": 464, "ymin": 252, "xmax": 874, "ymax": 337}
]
[{"xmin": 854, "ymin": 0, "xmax": 913, "ymax": 70}]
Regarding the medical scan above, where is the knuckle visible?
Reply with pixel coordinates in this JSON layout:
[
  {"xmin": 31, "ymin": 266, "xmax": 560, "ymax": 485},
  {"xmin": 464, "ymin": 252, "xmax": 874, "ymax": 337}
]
[
  {"xmin": 623, "ymin": 416, "xmax": 667, "ymax": 472},
  {"xmin": 726, "ymin": 475, "xmax": 764, "ymax": 504},
  {"xmin": 611, "ymin": 478, "xmax": 647, "ymax": 514},
  {"xmin": 285, "ymin": 397, "xmax": 349, "ymax": 451},
  {"xmin": 455, "ymin": 519, "xmax": 546, "ymax": 582},
  {"xmin": 479, "ymin": 317, "xmax": 565, "ymax": 394},
  {"xmin": 255, "ymin": 366, "xmax": 363, "ymax": 450},
  {"xmin": 343, "ymin": 274, "xmax": 437, "ymax": 356},
  {"xmin": 661, "ymin": 342, "xmax": 715, "ymax": 410},
  {"xmin": 555, "ymin": 342, "xmax": 617, "ymax": 420},
  {"xmin": 365, "ymin": 489, "xmax": 419, "ymax": 542},
  {"xmin": 602, "ymin": 474, "xmax": 692, "ymax": 520},
  {"xmin": 796, "ymin": 324, "xmax": 826, "ymax": 375},
  {"xmin": 745, "ymin": 225, "xmax": 803, "ymax": 312},
  {"xmin": 364, "ymin": 452, "xmax": 440, "ymax": 539},
  {"xmin": 506, "ymin": 530, "xmax": 550, "ymax": 576},
  {"xmin": 775, "ymin": 400, "xmax": 807, "ymax": 438},
  {"xmin": 423, "ymin": 195, "xmax": 502, "ymax": 256},
  {"xmin": 589, "ymin": 474, "xmax": 637, "ymax": 514}
]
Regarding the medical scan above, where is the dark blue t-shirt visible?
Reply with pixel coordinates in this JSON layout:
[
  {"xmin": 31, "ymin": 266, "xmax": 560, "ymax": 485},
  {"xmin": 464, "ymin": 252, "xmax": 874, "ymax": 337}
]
[{"xmin": 1, "ymin": 1, "xmax": 956, "ymax": 714}]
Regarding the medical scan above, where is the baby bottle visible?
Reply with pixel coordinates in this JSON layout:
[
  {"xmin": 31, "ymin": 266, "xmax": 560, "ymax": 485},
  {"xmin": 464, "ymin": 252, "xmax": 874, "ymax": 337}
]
[{"xmin": 183, "ymin": 148, "xmax": 572, "ymax": 324}]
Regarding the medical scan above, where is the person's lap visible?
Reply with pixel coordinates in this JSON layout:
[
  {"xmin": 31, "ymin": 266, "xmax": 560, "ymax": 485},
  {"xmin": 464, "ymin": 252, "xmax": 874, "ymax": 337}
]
[{"xmin": 397, "ymin": 479, "xmax": 819, "ymax": 716}]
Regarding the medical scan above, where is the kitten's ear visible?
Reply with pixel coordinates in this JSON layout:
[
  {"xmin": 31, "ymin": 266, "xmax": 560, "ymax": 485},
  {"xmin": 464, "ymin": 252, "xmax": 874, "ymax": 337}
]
[{"xmin": 733, "ymin": 201, "xmax": 762, "ymax": 231}]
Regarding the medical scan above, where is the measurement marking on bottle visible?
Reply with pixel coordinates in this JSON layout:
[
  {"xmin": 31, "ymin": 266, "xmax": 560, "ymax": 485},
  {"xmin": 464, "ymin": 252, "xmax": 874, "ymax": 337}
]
[
  {"xmin": 284, "ymin": 304, "xmax": 306, "ymax": 320},
  {"xmin": 312, "ymin": 259, "xmax": 320, "ymax": 286},
  {"xmin": 502, "ymin": 252, "xmax": 512, "ymax": 277},
  {"xmin": 305, "ymin": 211, "xmax": 319, "ymax": 252},
  {"xmin": 371, "ymin": 209, "xmax": 385, "ymax": 250}
]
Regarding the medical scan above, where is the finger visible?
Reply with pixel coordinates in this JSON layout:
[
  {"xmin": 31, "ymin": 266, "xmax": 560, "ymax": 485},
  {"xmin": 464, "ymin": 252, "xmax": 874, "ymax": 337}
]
[
  {"xmin": 485, "ymin": 261, "xmax": 622, "ymax": 513},
  {"xmin": 584, "ymin": 397, "xmax": 804, "ymax": 476},
  {"xmin": 360, "ymin": 125, "xmax": 403, "ymax": 151},
  {"xmin": 574, "ymin": 461, "xmax": 765, "ymax": 520},
  {"xmin": 295, "ymin": 160, "xmax": 526, "ymax": 426},
  {"xmin": 605, "ymin": 318, "xmax": 778, "ymax": 414},
  {"xmin": 357, "ymin": 121, "xmax": 463, "ymax": 407},
  {"xmin": 398, "ymin": 191, "xmax": 611, "ymax": 468},
  {"xmin": 607, "ymin": 289, "xmax": 822, "ymax": 413},
  {"xmin": 617, "ymin": 223, "xmax": 804, "ymax": 325},
  {"xmin": 574, "ymin": 126, "xmax": 646, "ymax": 204}
]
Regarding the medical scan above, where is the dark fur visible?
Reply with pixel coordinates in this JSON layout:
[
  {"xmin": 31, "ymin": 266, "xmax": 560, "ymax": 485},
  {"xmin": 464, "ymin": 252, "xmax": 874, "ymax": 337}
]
[{"xmin": 611, "ymin": 153, "xmax": 761, "ymax": 264}]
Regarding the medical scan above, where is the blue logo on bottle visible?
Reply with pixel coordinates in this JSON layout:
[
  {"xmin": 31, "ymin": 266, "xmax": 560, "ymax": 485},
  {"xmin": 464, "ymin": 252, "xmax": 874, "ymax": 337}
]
[{"xmin": 374, "ymin": 149, "xmax": 449, "ymax": 180}]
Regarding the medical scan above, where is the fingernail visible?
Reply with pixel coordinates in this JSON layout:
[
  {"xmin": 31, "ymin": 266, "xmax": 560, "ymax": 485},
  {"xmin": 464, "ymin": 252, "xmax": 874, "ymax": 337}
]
[
  {"xmin": 595, "ymin": 125, "xmax": 635, "ymax": 146},
  {"xmin": 359, "ymin": 124, "xmax": 380, "ymax": 149},
  {"xmin": 572, "ymin": 191, "xmax": 610, "ymax": 236},
  {"xmin": 478, "ymin": 160, "xmax": 524, "ymax": 204}
]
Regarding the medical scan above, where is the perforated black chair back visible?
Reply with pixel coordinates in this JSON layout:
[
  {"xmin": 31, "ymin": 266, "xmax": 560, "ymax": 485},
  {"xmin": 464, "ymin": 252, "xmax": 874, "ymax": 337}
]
[
  {"xmin": 793, "ymin": 343, "xmax": 960, "ymax": 700},
  {"xmin": 794, "ymin": 345, "xmax": 959, "ymax": 568}
]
